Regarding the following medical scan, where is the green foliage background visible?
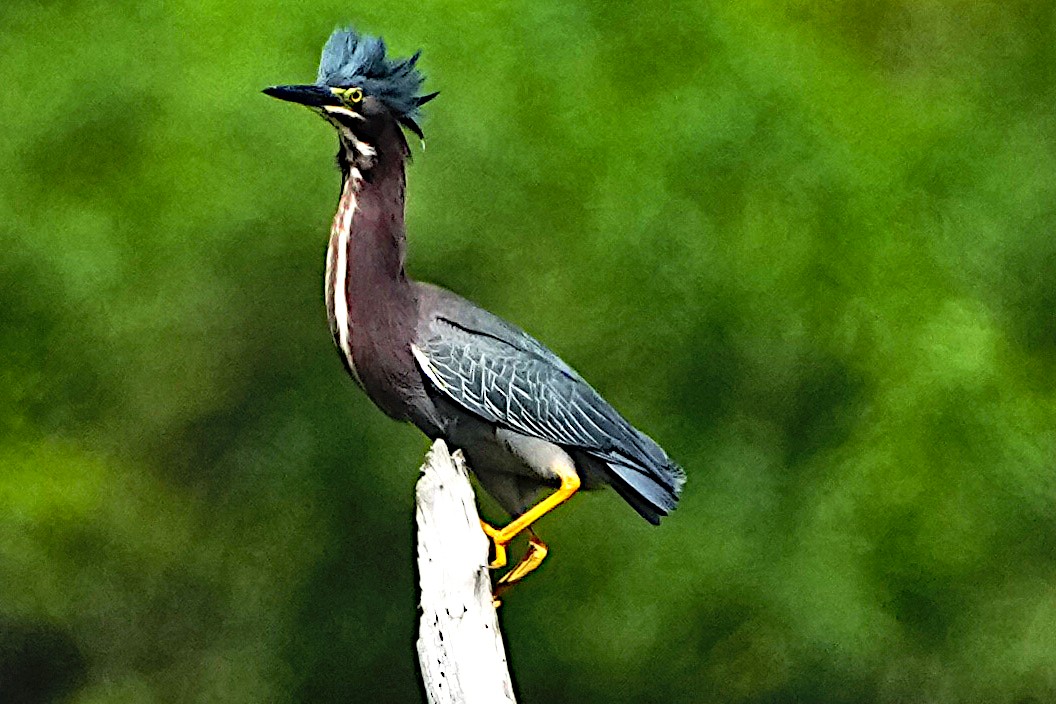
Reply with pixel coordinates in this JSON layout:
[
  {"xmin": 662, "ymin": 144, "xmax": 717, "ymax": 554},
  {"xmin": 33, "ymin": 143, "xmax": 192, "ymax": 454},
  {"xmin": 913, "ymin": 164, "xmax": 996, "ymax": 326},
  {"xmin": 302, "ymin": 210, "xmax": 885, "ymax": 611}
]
[{"xmin": 3, "ymin": 1, "xmax": 1055, "ymax": 701}]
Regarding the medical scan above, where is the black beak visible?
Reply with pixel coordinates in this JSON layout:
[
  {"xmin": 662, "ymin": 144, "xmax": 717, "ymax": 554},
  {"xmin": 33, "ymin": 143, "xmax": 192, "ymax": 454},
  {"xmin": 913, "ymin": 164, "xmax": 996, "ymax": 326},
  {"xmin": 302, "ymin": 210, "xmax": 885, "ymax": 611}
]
[{"xmin": 262, "ymin": 84, "xmax": 338, "ymax": 108}]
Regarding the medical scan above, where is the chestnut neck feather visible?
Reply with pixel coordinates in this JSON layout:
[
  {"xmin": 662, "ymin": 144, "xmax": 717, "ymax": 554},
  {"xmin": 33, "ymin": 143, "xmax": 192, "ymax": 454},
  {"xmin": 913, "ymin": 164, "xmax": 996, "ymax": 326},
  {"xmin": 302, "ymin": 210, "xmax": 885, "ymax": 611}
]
[
  {"xmin": 325, "ymin": 118, "xmax": 420, "ymax": 421},
  {"xmin": 334, "ymin": 118, "xmax": 410, "ymax": 268}
]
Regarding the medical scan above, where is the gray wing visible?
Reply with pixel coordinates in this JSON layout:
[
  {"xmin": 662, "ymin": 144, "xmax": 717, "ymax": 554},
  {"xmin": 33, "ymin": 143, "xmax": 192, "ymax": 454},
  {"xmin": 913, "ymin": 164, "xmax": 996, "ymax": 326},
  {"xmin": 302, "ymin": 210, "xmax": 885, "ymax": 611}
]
[
  {"xmin": 413, "ymin": 319, "xmax": 625, "ymax": 450},
  {"xmin": 412, "ymin": 296, "xmax": 684, "ymax": 522}
]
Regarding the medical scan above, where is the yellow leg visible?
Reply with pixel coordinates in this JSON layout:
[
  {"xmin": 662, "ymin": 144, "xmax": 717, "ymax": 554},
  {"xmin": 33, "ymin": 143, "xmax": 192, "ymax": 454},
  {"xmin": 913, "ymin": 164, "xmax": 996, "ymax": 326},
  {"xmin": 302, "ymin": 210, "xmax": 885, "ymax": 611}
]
[
  {"xmin": 479, "ymin": 461, "xmax": 581, "ymax": 602},
  {"xmin": 493, "ymin": 464, "xmax": 581, "ymax": 546}
]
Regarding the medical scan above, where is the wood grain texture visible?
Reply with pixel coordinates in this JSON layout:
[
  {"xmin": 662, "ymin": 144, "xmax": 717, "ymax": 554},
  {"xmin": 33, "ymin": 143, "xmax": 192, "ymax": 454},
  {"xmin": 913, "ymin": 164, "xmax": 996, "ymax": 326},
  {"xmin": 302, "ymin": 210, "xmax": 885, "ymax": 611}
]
[{"xmin": 415, "ymin": 440, "xmax": 517, "ymax": 704}]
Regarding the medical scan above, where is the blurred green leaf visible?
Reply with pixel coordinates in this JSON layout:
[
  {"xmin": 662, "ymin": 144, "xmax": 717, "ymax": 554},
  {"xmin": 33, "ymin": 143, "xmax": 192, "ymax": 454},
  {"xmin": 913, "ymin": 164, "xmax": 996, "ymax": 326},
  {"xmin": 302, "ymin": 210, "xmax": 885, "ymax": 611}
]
[{"xmin": 2, "ymin": 0, "xmax": 1055, "ymax": 701}]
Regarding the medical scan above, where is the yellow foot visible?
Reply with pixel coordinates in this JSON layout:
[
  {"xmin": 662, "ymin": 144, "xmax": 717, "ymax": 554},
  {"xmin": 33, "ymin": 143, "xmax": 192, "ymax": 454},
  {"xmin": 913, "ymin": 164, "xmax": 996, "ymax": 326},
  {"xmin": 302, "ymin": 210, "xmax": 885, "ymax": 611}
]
[
  {"xmin": 479, "ymin": 520, "xmax": 507, "ymax": 569},
  {"xmin": 492, "ymin": 536, "xmax": 544, "ymax": 599},
  {"xmin": 494, "ymin": 534, "xmax": 549, "ymax": 602}
]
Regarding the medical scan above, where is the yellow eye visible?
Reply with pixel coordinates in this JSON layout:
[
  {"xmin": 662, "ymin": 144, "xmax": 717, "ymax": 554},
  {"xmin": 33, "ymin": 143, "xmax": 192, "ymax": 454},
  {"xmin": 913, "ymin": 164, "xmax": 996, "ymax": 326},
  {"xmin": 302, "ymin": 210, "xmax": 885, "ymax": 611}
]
[{"xmin": 344, "ymin": 87, "xmax": 363, "ymax": 104}]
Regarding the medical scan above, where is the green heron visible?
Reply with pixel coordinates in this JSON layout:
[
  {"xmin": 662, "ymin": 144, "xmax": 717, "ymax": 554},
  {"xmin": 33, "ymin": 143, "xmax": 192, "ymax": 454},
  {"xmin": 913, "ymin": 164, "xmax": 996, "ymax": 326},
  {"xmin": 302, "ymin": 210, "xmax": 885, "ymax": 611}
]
[{"xmin": 265, "ymin": 28, "xmax": 685, "ymax": 593}]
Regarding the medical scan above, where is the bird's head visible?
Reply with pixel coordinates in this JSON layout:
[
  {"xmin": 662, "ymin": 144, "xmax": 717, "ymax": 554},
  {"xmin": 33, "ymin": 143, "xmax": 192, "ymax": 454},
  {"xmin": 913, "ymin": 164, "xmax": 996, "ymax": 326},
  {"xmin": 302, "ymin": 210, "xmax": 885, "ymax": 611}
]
[{"xmin": 265, "ymin": 28, "xmax": 437, "ymax": 149}]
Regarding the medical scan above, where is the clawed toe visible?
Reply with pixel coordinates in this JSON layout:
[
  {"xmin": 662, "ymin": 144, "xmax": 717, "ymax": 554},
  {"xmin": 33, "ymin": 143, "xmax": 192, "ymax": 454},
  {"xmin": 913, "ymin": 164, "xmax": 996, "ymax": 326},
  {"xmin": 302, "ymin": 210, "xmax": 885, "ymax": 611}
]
[{"xmin": 479, "ymin": 520, "xmax": 508, "ymax": 569}]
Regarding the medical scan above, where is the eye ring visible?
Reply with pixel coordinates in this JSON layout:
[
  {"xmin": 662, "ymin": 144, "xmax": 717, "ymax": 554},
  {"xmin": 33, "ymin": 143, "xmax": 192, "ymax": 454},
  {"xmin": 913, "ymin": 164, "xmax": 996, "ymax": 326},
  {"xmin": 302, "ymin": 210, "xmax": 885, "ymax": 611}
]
[{"xmin": 346, "ymin": 87, "xmax": 364, "ymax": 103}]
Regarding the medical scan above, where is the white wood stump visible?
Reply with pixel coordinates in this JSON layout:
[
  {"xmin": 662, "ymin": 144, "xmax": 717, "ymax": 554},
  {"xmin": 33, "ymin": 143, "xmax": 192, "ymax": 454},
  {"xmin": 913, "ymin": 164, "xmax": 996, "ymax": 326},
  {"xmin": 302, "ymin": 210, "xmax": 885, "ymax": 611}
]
[{"xmin": 415, "ymin": 439, "xmax": 517, "ymax": 704}]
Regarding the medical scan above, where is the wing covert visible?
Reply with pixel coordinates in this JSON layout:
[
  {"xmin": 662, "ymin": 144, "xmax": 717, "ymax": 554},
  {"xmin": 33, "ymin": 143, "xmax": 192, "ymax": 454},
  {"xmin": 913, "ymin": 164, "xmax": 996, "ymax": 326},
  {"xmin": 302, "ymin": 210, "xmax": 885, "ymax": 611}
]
[{"xmin": 412, "ymin": 322, "xmax": 624, "ymax": 452}]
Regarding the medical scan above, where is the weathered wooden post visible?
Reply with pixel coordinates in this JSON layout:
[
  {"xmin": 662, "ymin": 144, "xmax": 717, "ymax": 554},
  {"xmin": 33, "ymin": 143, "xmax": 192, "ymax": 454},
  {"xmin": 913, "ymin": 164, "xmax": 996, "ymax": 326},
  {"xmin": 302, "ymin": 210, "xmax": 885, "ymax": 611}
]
[{"xmin": 415, "ymin": 440, "xmax": 517, "ymax": 704}]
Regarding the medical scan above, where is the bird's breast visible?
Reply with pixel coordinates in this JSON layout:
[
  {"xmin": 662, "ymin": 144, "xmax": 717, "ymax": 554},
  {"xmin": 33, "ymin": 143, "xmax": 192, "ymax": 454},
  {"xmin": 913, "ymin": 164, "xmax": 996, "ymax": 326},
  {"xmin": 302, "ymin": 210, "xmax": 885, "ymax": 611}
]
[{"xmin": 324, "ymin": 184, "xmax": 365, "ymax": 388}]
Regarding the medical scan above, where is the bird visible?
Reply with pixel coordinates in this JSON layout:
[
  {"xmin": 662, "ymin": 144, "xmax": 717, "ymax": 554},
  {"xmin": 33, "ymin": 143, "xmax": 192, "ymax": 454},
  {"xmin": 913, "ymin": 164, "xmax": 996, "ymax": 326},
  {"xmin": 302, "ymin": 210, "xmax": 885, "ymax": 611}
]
[{"xmin": 264, "ymin": 27, "xmax": 685, "ymax": 595}]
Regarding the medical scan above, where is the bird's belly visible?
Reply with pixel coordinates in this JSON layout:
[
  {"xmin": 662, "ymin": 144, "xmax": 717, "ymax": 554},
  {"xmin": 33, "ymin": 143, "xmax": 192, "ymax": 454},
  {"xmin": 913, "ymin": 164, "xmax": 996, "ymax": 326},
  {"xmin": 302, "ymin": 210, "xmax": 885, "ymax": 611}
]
[{"xmin": 429, "ymin": 395, "xmax": 574, "ymax": 515}]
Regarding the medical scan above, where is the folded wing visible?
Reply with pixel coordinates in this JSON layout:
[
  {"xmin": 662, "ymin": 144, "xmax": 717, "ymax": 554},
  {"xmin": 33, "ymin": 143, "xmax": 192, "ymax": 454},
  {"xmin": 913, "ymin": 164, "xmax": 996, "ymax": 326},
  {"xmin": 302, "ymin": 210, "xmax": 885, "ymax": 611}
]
[{"xmin": 412, "ymin": 296, "xmax": 684, "ymax": 523}]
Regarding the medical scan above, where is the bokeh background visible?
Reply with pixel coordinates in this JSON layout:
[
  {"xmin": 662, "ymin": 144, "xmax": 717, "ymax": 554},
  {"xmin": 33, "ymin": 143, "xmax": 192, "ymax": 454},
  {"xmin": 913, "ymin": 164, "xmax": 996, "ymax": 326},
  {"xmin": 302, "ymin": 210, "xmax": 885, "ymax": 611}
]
[{"xmin": 3, "ymin": 1, "xmax": 1055, "ymax": 702}]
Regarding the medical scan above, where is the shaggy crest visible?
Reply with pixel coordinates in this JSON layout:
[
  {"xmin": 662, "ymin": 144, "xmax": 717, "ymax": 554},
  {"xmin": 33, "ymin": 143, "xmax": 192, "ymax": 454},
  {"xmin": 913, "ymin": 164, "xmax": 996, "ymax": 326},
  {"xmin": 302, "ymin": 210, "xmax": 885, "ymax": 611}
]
[{"xmin": 316, "ymin": 27, "xmax": 438, "ymax": 137}]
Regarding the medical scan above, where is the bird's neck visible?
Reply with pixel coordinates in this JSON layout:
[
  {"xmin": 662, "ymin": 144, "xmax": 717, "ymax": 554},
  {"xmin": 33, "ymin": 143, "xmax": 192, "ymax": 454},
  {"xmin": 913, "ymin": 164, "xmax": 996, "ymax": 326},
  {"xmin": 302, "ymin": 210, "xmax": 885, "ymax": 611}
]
[
  {"xmin": 332, "ymin": 121, "xmax": 411, "ymax": 283},
  {"xmin": 324, "ymin": 120, "xmax": 416, "ymax": 387}
]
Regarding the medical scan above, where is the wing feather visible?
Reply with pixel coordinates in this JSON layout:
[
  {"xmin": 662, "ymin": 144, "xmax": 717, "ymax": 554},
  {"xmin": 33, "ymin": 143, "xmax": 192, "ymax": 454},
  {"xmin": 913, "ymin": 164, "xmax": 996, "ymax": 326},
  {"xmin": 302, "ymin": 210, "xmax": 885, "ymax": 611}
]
[
  {"xmin": 411, "ymin": 285, "xmax": 685, "ymax": 522},
  {"xmin": 414, "ymin": 316, "xmax": 679, "ymax": 484}
]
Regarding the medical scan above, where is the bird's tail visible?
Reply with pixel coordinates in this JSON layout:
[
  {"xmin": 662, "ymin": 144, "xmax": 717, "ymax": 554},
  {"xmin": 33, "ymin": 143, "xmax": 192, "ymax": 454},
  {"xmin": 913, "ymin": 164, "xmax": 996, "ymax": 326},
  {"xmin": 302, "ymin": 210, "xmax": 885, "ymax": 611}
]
[{"xmin": 591, "ymin": 431, "xmax": 685, "ymax": 525}]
